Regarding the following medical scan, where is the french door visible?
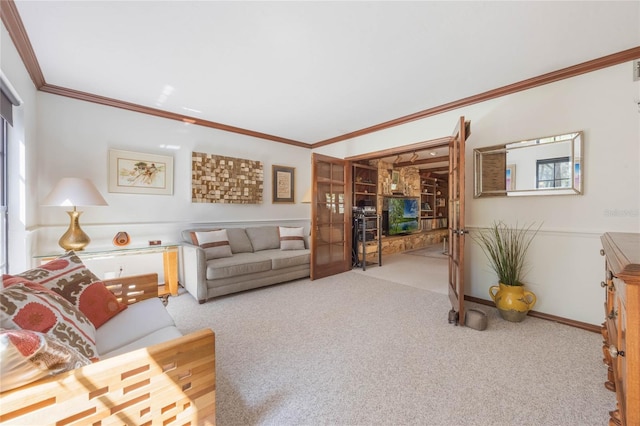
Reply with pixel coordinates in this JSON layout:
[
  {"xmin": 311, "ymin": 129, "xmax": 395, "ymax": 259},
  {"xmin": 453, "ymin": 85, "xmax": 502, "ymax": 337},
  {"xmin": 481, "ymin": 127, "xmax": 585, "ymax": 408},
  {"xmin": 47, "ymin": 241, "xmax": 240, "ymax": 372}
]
[
  {"xmin": 310, "ymin": 153, "xmax": 352, "ymax": 280},
  {"xmin": 448, "ymin": 116, "xmax": 470, "ymax": 325}
]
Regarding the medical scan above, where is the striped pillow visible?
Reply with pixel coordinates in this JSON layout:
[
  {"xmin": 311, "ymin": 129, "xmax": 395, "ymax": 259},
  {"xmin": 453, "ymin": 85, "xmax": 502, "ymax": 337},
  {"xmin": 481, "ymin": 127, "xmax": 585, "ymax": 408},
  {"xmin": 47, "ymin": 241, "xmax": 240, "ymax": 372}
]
[
  {"xmin": 279, "ymin": 226, "xmax": 305, "ymax": 250},
  {"xmin": 190, "ymin": 229, "xmax": 233, "ymax": 260}
]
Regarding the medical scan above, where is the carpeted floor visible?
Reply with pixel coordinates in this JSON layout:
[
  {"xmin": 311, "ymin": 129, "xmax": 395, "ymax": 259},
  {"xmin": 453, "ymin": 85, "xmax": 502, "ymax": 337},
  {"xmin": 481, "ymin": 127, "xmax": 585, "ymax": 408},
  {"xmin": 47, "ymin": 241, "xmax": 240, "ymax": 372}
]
[
  {"xmin": 403, "ymin": 243, "xmax": 449, "ymax": 259},
  {"xmin": 167, "ymin": 270, "xmax": 614, "ymax": 426}
]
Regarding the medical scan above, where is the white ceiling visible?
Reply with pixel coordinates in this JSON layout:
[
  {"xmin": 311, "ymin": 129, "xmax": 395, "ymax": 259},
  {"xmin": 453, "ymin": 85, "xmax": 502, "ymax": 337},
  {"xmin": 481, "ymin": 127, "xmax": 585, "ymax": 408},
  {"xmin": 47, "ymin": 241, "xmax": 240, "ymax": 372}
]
[{"xmin": 12, "ymin": 1, "xmax": 640, "ymax": 145}]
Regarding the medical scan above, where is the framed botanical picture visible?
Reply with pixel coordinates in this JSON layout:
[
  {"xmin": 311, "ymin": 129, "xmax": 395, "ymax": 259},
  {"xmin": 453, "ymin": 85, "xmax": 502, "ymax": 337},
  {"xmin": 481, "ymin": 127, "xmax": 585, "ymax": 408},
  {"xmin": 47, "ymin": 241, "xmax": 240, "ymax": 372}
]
[
  {"xmin": 272, "ymin": 165, "xmax": 295, "ymax": 203},
  {"xmin": 108, "ymin": 149, "xmax": 174, "ymax": 195}
]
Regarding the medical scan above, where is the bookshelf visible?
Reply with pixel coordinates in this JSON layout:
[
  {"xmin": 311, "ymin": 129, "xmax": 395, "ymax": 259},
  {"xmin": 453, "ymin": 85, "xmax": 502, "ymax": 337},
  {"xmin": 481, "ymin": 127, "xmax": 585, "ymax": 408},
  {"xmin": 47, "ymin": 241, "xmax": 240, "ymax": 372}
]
[
  {"xmin": 420, "ymin": 176, "xmax": 448, "ymax": 231},
  {"xmin": 353, "ymin": 163, "xmax": 378, "ymax": 209}
]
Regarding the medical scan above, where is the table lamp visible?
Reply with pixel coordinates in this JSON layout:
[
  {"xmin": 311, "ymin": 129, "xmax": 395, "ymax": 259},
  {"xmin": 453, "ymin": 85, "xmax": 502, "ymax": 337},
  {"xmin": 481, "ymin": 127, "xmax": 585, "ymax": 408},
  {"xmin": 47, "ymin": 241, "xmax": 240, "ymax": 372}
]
[
  {"xmin": 301, "ymin": 188, "xmax": 312, "ymax": 203},
  {"xmin": 43, "ymin": 177, "xmax": 108, "ymax": 251}
]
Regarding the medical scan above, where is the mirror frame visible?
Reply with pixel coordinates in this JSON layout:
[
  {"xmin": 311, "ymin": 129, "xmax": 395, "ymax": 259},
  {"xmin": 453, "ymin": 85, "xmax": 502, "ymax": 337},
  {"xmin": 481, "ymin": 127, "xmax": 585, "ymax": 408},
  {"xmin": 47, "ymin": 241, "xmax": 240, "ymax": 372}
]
[{"xmin": 474, "ymin": 131, "xmax": 583, "ymax": 198}]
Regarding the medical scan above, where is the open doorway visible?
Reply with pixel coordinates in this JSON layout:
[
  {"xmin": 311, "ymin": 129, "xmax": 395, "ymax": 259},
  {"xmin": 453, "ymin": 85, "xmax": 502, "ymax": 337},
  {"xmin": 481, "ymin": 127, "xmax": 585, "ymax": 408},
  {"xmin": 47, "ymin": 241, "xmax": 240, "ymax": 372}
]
[
  {"xmin": 344, "ymin": 117, "xmax": 470, "ymax": 327},
  {"xmin": 346, "ymin": 136, "xmax": 452, "ymax": 267}
]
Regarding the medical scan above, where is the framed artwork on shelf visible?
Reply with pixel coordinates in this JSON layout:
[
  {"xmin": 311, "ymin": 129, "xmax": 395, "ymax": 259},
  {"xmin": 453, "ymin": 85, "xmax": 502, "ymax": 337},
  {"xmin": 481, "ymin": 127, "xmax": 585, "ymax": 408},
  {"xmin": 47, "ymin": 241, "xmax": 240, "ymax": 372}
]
[
  {"xmin": 391, "ymin": 170, "xmax": 400, "ymax": 191},
  {"xmin": 108, "ymin": 149, "xmax": 174, "ymax": 195},
  {"xmin": 272, "ymin": 165, "xmax": 295, "ymax": 203}
]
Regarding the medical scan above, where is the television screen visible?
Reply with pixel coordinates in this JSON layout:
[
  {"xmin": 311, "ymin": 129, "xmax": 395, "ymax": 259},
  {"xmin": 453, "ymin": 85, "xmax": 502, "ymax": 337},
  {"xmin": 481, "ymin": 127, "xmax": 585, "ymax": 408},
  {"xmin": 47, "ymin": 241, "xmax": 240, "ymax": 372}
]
[{"xmin": 387, "ymin": 198, "xmax": 419, "ymax": 235}]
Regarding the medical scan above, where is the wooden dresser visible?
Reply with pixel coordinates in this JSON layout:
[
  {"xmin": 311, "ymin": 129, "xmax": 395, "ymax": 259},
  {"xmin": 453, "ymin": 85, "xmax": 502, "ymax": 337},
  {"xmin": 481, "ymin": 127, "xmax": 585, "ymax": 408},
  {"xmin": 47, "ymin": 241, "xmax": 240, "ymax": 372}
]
[{"xmin": 600, "ymin": 232, "xmax": 640, "ymax": 426}]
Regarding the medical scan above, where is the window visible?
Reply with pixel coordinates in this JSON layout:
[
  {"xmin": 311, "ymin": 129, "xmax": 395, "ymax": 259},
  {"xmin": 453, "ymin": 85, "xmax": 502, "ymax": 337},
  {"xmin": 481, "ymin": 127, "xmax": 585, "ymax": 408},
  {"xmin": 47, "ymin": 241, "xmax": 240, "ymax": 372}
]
[
  {"xmin": 536, "ymin": 156, "xmax": 571, "ymax": 189},
  {"xmin": 1, "ymin": 117, "xmax": 7, "ymax": 273},
  {"xmin": 1, "ymin": 75, "xmax": 21, "ymax": 274}
]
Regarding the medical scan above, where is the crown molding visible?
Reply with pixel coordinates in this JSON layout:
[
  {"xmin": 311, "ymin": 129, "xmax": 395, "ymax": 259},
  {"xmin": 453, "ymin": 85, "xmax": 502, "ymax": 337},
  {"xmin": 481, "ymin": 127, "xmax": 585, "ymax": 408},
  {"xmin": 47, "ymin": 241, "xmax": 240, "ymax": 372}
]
[
  {"xmin": 39, "ymin": 83, "xmax": 310, "ymax": 148},
  {"xmin": 2, "ymin": 0, "xmax": 308, "ymax": 148},
  {"xmin": 0, "ymin": 0, "xmax": 45, "ymax": 88},
  {"xmin": 312, "ymin": 45, "xmax": 640, "ymax": 148},
  {"xmin": 3, "ymin": 0, "xmax": 638, "ymax": 151}
]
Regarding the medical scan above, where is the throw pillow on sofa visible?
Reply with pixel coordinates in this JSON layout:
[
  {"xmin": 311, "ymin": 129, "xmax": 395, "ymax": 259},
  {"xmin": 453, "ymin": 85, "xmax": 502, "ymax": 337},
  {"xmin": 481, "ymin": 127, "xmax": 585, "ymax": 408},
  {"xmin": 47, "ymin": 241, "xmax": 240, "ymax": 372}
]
[
  {"xmin": 245, "ymin": 226, "xmax": 281, "ymax": 251},
  {"xmin": 0, "ymin": 328, "xmax": 91, "ymax": 392},
  {"xmin": 225, "ymin": 228, "xmax": 254, "ymax": 253},
  {"xmin": 278, "ymin": 226, "xmax": 306, "ymax": 250},
  {"xmin": 189, "ymin": 229, "xmax": 233, "ymax": 260},
  {"xmin": 15, "ymin": 251, "xmax": 127, "ymax": 328},
  {"xmin": 0, "ymin": 278, "xmax": 98, "ymax": 361}
]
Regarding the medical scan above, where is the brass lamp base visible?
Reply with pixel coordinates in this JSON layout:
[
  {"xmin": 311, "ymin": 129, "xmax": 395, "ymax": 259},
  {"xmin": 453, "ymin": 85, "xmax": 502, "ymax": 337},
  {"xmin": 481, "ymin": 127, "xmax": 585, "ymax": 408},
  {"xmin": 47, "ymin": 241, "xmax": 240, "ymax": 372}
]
[{"xmin": 59, "ymin": 208, "xmax": 90, "ymax": 251}]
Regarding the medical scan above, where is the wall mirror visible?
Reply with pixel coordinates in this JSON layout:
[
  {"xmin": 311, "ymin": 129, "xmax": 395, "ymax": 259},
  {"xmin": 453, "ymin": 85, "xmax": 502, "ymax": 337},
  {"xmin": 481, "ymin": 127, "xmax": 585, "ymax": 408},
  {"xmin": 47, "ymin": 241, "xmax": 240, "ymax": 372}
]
[{"xmin": 474, "ymin": 131, "xmax": 583, "ymax": 197}]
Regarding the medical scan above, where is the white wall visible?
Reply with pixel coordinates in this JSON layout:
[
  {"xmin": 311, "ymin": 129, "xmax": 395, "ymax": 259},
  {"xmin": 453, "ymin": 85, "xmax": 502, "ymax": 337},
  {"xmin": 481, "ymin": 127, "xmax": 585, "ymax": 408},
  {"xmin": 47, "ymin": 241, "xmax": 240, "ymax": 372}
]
[
  {"xmin": 37, "ymin": 93, "xmax": 312, "ymax": 223},
  {"xmin": 314, "ymin": 62, "xmax": 640, "ymax": 325},
  {"xmin": 34, "ymin": 93, "xmax": 312, "ymax": 249}
]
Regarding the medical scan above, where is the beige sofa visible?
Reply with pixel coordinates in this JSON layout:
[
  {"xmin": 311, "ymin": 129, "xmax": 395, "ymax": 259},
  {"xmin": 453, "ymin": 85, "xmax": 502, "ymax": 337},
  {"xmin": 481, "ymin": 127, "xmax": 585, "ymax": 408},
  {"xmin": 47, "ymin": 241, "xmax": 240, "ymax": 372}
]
[
  {"xmin": 180, "ymin": 225, "xmax": 310, "ymax": 303},
  {"xmin": 0, "ymin": 274, "xmax": 216, "ymax": 425}
]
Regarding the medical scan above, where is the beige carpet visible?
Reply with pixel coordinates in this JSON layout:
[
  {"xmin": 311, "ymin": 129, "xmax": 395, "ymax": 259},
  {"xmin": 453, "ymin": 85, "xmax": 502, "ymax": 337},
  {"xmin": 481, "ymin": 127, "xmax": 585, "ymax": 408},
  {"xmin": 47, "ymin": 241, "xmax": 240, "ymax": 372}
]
[
  {"xmin": 167, "ymin": 271, "xmax": 614, "ymax": 426},
  {"xmin": 403, "ymin": 243, "xmax": 449, "ymax": 259}
]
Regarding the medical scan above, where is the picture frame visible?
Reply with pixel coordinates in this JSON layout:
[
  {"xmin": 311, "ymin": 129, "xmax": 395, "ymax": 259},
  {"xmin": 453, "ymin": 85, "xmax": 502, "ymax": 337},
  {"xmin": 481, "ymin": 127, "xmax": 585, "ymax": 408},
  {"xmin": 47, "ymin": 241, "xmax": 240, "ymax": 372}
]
[
  {"xmin": 506, "ymin": 164, "xmax": 516, "ymax": 191},
  {"xmin": 391, "ymin": 170, "xmax": 400, "ymax": 191},
  {"xmin": 108, "ymin": 149, "xmax": 174, "ymax": 195},
  {"xmin": 272, "ymin": 165, "xmax": 295, "ymax": 203}
]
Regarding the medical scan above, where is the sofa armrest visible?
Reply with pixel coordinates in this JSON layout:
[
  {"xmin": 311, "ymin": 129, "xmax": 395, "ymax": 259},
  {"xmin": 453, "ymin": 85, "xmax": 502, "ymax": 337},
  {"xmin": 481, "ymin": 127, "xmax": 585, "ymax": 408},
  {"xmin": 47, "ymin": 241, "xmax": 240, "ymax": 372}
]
[
  {"xmin": 0, "ymin": 329, "xmax": 216, "ymax": 425},
  {"xmin": 180, "ymin": 242, "xmax": 208, "ymax": 303},
  {"xmin": 103, "ymin": 273, "xmax": 159, "ymax": 304}
]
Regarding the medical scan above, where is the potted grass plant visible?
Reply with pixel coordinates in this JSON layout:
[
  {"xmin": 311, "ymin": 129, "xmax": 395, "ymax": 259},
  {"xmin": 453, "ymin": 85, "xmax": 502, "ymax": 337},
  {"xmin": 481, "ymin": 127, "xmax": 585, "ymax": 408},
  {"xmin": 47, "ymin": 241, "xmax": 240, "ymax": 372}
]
[{"xmin": 471, "ymin": 220, "xmax": 541, "ymax": 322}]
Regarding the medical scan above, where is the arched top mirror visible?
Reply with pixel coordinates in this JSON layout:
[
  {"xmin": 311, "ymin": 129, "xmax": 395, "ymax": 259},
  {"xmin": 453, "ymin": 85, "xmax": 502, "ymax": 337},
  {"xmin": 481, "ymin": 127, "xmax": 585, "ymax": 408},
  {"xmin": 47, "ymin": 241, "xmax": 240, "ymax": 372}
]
[{"xmin": 474, "ymin": 131, "xmax": 583, "ymax": 197}]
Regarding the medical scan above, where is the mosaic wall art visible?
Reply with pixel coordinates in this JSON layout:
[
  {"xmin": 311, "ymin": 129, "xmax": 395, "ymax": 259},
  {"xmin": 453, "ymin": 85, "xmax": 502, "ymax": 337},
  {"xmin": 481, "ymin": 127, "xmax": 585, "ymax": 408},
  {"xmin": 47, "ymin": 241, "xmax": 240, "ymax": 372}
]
[{"xmin": 192, "ymin": 152, "xmax": 263, "ymax": 204}]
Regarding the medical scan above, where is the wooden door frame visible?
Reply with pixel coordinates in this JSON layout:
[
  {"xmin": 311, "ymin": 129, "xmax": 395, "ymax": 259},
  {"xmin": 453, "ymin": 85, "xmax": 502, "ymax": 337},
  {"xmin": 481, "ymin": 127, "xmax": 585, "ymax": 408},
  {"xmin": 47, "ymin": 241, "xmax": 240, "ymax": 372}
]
[
  {"xmin": 448, "ymin": 117, "xmax": 470, "ymax": 326},
  {"xmin": 345, "ymin": 137, "xmax": 451, "ymax": 163}
]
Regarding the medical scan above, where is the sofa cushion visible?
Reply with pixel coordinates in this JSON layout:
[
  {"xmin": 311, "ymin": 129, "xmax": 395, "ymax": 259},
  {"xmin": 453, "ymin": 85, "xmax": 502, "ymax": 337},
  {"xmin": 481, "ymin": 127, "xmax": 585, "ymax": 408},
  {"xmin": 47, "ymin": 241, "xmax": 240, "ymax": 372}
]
[
  {"xmin": 226, "ymin": 228, "xmax": 254, "ymax": 253},
  {"xmin": 96, "ymin": 297, "xmax": 175, "ymax": 356},
  {"xmin": 100, "ymin": 326, "xmax": 183, "ymax": 359},
  {"xmin": 0, "ymin": 278, "xmax": 98, "ymax": 361},
  {"xmin": 190, "ymin": 229, "xmax": 233, "ymax": 260},
  {"xmin": 259, "ymin": 249, "xmax": 311, "ymax": 270},
  {"xmin": 15, "ymin": 252, "xmax": 127, "ymax": 329},
  {"xmin": 245, "ymin": 226, "xmax": 280, "ymax": 251},
  {"xmin": 0, "ymin": 328, "xmax": 91, "ymax": 392},
  {"xmin": 205, "ymin": 252, "xmax": 272, "ymax": 280},
  {"xmin": 278, "ymin": 226, "xmax": 306, "ymax": 250}
]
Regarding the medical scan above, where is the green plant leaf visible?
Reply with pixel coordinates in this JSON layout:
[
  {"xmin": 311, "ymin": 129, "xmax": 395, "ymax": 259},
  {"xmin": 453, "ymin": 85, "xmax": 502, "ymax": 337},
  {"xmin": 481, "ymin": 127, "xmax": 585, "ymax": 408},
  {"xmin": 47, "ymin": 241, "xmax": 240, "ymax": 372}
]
[{"xmin": 470, "ymin": 221, "xmax": 541, "ymax": 286}]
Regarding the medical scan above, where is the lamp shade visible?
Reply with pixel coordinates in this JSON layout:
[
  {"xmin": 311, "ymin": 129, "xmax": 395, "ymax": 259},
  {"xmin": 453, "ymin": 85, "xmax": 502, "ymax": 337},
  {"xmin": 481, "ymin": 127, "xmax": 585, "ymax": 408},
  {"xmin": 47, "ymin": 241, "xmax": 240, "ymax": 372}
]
[
  {"xmin": 301, "ymin": 187, "xmax": 312, "ymax": 203},
  {"xmin": 43, "ymin": 178, "xmax": 108, "ymax": 207}
]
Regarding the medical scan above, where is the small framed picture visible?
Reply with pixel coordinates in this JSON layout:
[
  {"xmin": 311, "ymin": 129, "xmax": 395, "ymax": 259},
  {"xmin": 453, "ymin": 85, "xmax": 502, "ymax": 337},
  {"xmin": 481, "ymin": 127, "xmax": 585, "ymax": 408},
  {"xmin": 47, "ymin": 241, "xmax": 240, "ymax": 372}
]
[
  {"xmin": 109, "ymin": 149, "xmax": 173, "ymax": 195},
  {"xmin": 391, "ymin": 170, "xmax": 400, "ymax": 191},
  {"xmin": 272, "ymin": 165, "xmax": 295, "ymax": 203}
]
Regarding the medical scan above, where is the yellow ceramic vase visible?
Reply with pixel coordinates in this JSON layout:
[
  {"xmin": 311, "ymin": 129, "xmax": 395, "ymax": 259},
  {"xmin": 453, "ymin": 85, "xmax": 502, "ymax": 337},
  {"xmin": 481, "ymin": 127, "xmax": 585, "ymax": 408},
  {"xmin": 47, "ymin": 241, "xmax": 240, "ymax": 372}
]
[{"xmin": 489, "ymin": 283, "xmax": 537, "ymax": 322}]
